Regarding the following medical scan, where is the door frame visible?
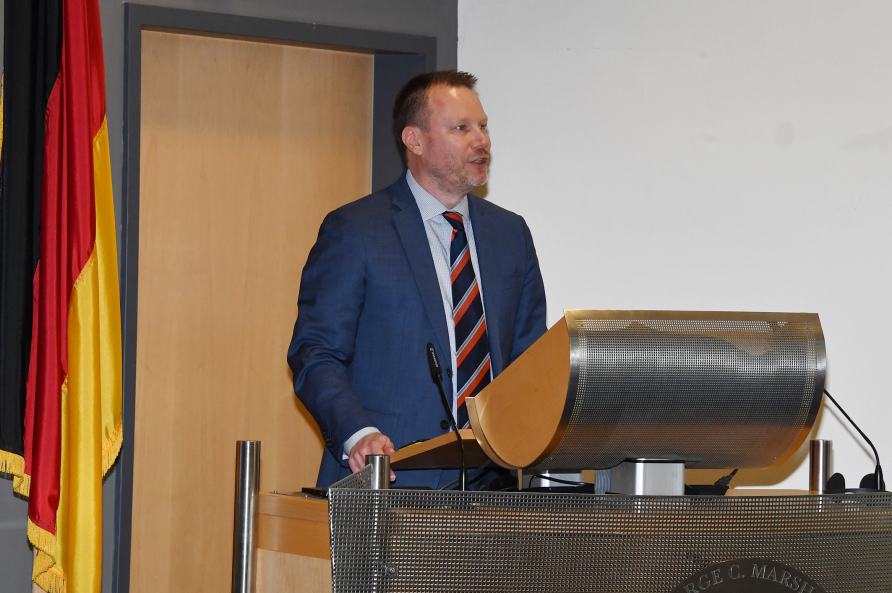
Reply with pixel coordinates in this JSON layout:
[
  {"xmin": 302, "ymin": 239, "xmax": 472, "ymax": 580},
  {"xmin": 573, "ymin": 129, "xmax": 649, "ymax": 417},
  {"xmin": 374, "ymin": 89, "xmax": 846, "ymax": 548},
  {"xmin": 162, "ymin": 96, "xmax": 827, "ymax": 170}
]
[{"xmin": 116, "ymin": 5, "xmax": 435, "ymax": 591}]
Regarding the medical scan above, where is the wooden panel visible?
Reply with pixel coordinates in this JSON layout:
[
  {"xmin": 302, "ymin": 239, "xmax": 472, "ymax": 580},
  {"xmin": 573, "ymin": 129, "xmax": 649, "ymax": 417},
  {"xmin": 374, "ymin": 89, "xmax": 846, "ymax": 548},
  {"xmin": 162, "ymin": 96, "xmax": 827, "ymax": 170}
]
[
  {"xmin": 390, "ymin": 429, "xmax": 489, "ymax": 469},
  {"xmin": 131, "ymin": 30, "xmax": 372, "ymax": 592},
  {"xmin": 257, "ymin": 494, "xmax": 330, "ymax": 559},
  {"xmin": 467, "ymin": 318, "xmax": 571, "ymax": 468},
  {"xmin": 258, "ymin": 492, "xmax": 329, "ymax": 523},
  {"xmin": 256, "ymin": 549, "xmax": 332, "ymax": 593},
  {"xmin": 257, "ymin": 515, "xmax": 331, "ymax": 559}
]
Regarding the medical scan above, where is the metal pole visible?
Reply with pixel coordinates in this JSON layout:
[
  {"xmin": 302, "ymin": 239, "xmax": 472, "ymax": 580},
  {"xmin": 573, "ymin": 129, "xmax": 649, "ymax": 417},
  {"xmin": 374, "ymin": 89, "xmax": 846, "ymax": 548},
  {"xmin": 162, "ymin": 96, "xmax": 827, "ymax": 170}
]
[
  {"xmin": 366, "ymin": 454, "xmax": 390, "ymax": 490},
  {"xmin": 232, "ymin": 441, "xmax": 261, "ymax": 593},
  {"xmin": 809, "ymin": 439, "xmax": 831, "ymax": 493}
]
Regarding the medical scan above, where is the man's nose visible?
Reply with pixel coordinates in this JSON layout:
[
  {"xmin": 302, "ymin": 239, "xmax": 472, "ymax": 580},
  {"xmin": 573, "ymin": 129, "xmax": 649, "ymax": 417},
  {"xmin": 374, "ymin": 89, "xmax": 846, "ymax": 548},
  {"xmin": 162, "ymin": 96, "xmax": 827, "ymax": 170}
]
[{"xmin": 471, "ymin": 126, "xmax": 490, "ymax": 150}]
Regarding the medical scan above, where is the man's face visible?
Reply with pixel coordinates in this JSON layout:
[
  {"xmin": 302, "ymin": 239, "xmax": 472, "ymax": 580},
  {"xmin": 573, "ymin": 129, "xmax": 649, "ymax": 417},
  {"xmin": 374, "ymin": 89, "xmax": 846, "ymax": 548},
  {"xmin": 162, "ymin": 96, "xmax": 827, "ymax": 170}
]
[{"xmin": 417, "ymin": 85, "xmax": 491, "ymax": 198}]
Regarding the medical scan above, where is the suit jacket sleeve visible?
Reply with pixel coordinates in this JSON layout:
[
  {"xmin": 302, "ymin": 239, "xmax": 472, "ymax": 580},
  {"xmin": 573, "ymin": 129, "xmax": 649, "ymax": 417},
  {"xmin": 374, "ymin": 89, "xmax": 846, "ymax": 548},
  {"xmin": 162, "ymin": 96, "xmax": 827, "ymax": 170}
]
[
  {"xmin": 287, "ymin": 208, "xmax": 375, "ymax": 460},
  {"xmin": 508, "ymin": 217, "xmax": 548, "ymax": 364}
]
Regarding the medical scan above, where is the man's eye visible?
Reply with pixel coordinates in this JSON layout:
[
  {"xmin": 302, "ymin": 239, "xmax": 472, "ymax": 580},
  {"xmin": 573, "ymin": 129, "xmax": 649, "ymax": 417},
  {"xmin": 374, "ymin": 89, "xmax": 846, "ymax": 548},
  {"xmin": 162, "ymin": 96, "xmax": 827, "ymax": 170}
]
[{"xmin": 456, "ymin": 125, "xmax": 467, "ymax": 131}]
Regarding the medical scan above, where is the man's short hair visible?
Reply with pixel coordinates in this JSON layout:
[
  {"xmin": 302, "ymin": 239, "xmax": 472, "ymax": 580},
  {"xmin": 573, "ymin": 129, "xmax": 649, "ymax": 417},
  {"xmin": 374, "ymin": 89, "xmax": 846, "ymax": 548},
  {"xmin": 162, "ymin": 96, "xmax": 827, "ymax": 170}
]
[{"xmin": 392, "ymin": 70, "xmax": 479, "ymax": 164}]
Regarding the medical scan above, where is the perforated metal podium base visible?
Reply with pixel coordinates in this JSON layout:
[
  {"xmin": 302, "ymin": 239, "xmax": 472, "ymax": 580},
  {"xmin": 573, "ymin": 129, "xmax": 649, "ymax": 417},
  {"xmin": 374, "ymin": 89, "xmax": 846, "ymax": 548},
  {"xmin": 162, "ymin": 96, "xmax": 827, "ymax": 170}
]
[{"xmin": 328, "ymin": 489, "xmax": 892, "ymax": 593}]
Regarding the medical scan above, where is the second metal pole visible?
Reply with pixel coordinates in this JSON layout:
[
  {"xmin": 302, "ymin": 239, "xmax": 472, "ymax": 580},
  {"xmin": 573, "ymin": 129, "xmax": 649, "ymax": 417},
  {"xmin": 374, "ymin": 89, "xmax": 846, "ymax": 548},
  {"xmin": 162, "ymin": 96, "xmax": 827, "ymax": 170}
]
[
  {"xmin": 232, "ymin": 441, "xmax": 261, "ymax": 593},
  {"xmin": 809, "ymin": 439, "xmax": 831, "ymax": 493},
  {"xmin": 366, "ymin": 454, "xmax": 390, "ymax": 490}
]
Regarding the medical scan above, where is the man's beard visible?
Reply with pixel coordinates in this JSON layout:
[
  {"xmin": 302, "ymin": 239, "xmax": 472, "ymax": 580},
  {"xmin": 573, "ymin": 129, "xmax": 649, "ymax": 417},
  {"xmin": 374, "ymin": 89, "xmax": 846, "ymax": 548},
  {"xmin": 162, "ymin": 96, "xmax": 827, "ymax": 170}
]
[{"xmin": 428, "ymin": 153, "xmax": 489, "ymax": 197}]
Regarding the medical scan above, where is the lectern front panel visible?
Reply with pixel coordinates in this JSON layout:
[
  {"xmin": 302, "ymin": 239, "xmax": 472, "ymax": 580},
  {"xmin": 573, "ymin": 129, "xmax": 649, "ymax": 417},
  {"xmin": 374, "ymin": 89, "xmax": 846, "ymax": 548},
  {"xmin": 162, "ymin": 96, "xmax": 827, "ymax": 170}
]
[{"xmin": 329, "ymin": 489, "xmax": 891, "ymax": 592}]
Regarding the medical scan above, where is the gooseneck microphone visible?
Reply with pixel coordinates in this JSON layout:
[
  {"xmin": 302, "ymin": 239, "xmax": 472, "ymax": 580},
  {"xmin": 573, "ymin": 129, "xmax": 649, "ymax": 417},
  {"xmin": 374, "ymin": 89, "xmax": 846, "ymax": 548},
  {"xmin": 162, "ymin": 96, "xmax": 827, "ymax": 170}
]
[
  {"xmin": 824, "ymin": 389, "xmax": 885, "ymax": 492},
  {"xmin": 426, "ymin": 343, "xmax": 468, "ymax": 491}
]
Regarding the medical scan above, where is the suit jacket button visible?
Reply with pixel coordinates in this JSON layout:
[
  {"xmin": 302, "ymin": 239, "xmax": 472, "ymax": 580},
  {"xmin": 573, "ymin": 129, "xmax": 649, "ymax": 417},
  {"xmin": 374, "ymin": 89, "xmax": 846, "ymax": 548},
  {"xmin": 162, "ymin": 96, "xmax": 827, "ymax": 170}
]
[
  {"xmin": 440, "ymin": 420, "xmax": 449, "ymax": 430},
  {"xmin": 446, "ymin": 368, "xmax": 453, "ymax": 378}
]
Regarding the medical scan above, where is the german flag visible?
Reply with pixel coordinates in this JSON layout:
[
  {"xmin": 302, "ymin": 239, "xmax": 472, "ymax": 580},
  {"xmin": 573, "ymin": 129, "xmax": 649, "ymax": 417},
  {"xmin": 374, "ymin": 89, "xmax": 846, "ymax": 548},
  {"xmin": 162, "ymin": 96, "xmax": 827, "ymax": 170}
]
[{"xmin": 1, "ymin": 0, "xmax": 123, "ymax": 591}]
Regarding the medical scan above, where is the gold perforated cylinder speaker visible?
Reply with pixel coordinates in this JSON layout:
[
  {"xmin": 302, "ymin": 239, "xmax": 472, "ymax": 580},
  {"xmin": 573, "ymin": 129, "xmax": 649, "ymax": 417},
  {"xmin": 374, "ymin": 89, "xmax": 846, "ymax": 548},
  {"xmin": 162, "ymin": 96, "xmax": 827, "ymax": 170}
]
[{"xmin": 467, "ymin": 310, "xmax": 825, "ymax": 471}]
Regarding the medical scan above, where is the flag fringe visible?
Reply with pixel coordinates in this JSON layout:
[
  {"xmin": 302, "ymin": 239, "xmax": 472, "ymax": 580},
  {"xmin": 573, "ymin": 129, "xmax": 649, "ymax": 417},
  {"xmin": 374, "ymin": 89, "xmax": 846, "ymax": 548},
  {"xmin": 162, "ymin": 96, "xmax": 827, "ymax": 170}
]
[
  {"xmin": 102, "ymin": 421, "xmax": 123, "ymax": 477},
  {"xmin": 0, "ymin": 450, "xmax": 29, "ymax": 496},
  {"xmin": 0, "ymin": 449, "xmax": 23, "ymax": 476},
  {"xmin": 28, "ymin": 519, "xmax": 67, "ymax": 593}
]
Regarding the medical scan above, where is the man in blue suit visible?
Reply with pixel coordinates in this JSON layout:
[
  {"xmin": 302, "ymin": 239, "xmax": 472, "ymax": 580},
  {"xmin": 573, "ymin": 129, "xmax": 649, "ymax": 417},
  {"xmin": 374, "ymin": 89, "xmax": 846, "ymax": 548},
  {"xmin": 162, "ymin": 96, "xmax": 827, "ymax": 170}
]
[{"xmin": 288, "ymin": 71, "xmax": 547, "ymax": 488}]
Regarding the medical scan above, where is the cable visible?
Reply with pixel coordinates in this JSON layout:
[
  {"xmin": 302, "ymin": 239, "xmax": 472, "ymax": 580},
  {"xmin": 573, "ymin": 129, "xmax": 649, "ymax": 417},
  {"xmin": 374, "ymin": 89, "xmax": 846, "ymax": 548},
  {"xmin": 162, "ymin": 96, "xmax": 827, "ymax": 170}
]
[
  {"xmin": 824, "ymin": 389, "xmax": 885, "ymax": 490},
  {"xmin": 438, "ymin": 461, "xmax": 491, "ymax": 491},
  {"xmin": 530, "ymin": 474, "xmax": 587, "ymax": 487},
  {"xmin": 438, "ymin": 461, "xmax": 492, "ymax": 491},
  {"xmin": 714, "ymin": 469, "xmax": 738, "ymax": 488}
]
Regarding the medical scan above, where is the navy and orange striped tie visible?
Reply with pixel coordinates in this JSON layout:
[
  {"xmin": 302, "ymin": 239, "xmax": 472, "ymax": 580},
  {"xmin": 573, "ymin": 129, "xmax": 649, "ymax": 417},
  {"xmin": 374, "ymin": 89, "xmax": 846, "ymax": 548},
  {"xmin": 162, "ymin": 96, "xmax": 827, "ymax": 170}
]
[{"xmin": 443, "ymin": 212, "xmax": 491, "ymax": 429}]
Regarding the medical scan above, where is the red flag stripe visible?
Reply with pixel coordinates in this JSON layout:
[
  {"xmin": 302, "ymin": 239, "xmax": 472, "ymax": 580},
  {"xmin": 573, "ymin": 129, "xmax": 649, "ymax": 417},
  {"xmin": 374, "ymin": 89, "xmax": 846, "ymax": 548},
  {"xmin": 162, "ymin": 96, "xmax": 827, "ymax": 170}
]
[{"xmin": 28, "ymin": 0, "xmax": 102, "ymax": 539}]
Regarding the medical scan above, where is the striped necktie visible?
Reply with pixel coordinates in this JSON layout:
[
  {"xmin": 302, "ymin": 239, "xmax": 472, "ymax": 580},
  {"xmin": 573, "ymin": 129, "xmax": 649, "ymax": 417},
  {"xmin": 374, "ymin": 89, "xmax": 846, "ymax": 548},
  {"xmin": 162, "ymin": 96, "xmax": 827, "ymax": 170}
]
[{"xmin": 442, "ymin": 211, "xmax": 491, "ymax": 429}]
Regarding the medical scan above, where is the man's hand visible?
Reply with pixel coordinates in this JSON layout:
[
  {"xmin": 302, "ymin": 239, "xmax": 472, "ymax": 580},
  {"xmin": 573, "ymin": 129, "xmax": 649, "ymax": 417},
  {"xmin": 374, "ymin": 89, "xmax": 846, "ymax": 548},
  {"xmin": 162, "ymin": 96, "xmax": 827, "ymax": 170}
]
[{"xmin": 348, "ymin": 432, "xmax": 396, "ymax": 481}]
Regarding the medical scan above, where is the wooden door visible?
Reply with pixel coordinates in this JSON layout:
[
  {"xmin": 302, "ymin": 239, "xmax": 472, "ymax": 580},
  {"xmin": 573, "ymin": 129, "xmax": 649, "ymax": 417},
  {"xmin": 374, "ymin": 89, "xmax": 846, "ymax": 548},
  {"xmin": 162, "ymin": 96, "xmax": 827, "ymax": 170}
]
[{"xmin": 131, "ymin": 29, "xmax": 372, "ymax": 591}]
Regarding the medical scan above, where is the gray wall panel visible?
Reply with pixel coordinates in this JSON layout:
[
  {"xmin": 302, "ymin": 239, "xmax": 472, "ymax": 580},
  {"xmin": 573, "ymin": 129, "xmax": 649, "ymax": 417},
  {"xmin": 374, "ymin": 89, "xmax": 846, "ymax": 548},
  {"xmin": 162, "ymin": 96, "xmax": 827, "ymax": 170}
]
[
  {"xmin": 0, "ymin": 484, "xmax": 31, "ymax": 593},
  {"xmin": 372, "ymin": 53, "xmax": 428, "ymax": 191}
]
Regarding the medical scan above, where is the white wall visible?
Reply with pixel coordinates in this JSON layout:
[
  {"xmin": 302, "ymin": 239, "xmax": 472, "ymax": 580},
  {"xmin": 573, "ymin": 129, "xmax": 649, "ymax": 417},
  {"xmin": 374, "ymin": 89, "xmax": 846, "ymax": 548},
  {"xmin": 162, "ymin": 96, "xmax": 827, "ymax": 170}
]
[{"xmin": 459, "ymin": 0, "xmax": 892, "ymax": 489}]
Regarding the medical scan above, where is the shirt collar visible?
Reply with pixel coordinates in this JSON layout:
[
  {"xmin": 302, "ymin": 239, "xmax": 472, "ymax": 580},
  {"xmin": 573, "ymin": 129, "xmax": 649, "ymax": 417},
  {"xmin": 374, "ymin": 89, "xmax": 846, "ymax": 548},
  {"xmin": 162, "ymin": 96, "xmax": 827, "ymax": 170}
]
[{"xmin": 406, "ymin": 169, "xmax": 470, "ymax": 222}]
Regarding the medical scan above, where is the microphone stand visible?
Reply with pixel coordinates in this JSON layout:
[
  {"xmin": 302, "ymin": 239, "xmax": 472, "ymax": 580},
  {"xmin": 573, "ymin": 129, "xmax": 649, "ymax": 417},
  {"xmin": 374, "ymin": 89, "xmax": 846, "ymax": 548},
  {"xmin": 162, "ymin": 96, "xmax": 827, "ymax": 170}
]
[{"xmin": 427, "ymin": 343, "xmax": 468, "ymax": 491}]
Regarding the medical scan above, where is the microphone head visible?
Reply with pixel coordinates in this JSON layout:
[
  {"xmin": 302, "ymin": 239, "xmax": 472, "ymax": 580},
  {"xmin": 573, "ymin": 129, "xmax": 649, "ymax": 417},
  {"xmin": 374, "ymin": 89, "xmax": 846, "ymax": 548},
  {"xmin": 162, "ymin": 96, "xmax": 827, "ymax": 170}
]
[
  {"xmin": 426, "ymin": 342, "xmax": 442, "ymax": 381},
  {"xmin": 827, "ymin": 472, "xmax": 846, "ymax": 493},
  {"xmin": 859, "ymin": 473, "xmax": 878, "ymax": 490}
]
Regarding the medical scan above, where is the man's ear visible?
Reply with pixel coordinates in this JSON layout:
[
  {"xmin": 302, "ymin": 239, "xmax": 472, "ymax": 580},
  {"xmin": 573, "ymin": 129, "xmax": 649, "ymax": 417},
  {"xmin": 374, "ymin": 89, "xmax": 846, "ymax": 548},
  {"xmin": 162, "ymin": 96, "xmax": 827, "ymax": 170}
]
[{"xmin": 401, "ymin": 126, "xmax": 424, "ymax": 156}]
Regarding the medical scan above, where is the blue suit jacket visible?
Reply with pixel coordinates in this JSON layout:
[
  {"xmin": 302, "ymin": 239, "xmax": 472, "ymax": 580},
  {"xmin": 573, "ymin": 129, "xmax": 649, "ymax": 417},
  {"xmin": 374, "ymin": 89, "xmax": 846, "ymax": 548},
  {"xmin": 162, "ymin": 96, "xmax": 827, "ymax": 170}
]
[{"xmin": 287, "ymin": 173, "xmax": 547, "ymax": 488}]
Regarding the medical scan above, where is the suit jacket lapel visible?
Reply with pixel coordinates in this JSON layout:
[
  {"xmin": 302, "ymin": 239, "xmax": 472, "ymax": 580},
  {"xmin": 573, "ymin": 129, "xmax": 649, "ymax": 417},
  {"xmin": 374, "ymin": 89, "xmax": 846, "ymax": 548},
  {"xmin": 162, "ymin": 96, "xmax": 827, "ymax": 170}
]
[
  {"xmin": 468, "ymin": 196, "xmax": 504, "ymax": 375},
  {"xmin": 391, "ymin": 176, "xmax": 452, "ymax": 373}
]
